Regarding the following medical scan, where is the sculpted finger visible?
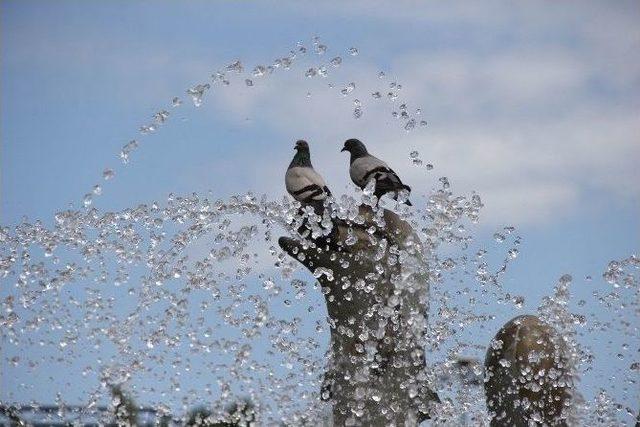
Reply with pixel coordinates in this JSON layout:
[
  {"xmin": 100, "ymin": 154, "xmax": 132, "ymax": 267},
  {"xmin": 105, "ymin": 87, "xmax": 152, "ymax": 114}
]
[{"xmin": 278, "ymin": 236, "xmax": 301, "ymax": 258}]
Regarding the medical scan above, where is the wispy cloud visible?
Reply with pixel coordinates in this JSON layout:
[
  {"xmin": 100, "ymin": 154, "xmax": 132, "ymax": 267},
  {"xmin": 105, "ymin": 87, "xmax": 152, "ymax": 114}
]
[
  {"xmin": 198, "ymin": 1, "xmax": 640, "ymax": 227},
  {"xmin": 2, "ymin": 0, "xmax": 637, "ymax": 228}
]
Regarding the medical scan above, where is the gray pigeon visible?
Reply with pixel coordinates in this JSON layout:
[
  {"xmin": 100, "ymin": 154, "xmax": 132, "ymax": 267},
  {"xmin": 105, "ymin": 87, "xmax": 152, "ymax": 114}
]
[
  {"xmin": 286, "ymin": 140, "xmax": 332, "ymax": 212},
  {"xmin": 341, "ymin": 138, "xmax": 412, "ymax": 205}
]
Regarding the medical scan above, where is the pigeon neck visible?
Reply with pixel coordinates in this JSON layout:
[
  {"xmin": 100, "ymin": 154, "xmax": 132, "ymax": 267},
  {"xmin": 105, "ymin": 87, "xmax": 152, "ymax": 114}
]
[
  {"xmin": 290, "ymin": 149, "xmax": 312, "ymax": 168},
  {"xmin": 349, "ymin": 147, "xmax": 368, "ymax": 164}
]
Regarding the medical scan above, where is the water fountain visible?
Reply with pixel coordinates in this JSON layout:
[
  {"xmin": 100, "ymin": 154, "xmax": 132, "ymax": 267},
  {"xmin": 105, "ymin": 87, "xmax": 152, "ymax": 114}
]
[{"xmin": 1, "ymin": 38, "xmax": 638, "ymax": 426}]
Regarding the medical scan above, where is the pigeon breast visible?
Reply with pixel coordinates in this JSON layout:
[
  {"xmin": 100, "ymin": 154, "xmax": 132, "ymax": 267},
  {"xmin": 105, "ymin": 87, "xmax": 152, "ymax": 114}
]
[{"xmin": 285, "ymin": 167, "xmax": 329, "ymax": 203}]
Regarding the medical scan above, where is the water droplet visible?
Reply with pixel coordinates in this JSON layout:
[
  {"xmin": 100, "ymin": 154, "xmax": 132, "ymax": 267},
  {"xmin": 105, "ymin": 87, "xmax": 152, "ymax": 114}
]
[
  {"xmin": 226, "ymin": 60, "xmax": 243, "ymax": 73},
  {"xmin": 119, "ymin": 140, "xmax": 139, "ymax": 164},
  {"xmin": 252, "ymin": 65, "xmax": 266, "ymax": 77},
  {"xmin": 348, "ymin": 47, "xmax": 359, "ymax": 56},
  {"xmin": 404, "ymin": 119, "xmax": 416, "ymax": 132},
  {"xmin": 153, "ymin": 110, "xmax": 170, "ymax": 124},
  {"xmin": 280, "ymin": 57, "xmax": 292, "ymax": 69},
  {"xmin": 341, "ymin": 82, "xmax": 356, "ymax": 96},
  {"xmin": 559, "ymin": 273, "xmax": 572, "ymax": 285},
  {"xmin": 139, "ymin": 124, "xmax": 156, "ymax": 134},
  {"xmin": 498, "ymin": 358, "xmax": 511, "ymax": 367},
  {"xmin": 330, "ymin": 56, "xmax": 342, "ymax": 67},
  {"xmin": 103, "ymin": 169, "xmax": 115, "ymax": 180},
  {"xmin": 186, "ymin": 83, "xmax": 210, "ymax": 107}
]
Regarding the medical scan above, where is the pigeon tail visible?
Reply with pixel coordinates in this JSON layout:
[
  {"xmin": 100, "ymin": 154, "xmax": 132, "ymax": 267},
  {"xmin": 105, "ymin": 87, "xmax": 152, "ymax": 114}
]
[{"xmin": 401, "ymin": 184, "xmax": 412, "ymax": 206}]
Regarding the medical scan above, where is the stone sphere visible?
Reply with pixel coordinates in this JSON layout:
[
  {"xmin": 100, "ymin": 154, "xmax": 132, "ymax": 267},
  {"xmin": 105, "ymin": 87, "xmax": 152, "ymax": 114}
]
[{"xmin": 484, "ymin": 315, "xmax": 573, "ymax": 426}]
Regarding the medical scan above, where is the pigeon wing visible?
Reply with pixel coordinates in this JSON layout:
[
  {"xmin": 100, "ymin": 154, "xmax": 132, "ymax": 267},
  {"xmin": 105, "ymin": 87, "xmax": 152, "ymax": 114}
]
[
  {"xmin": 350, "ymin": 155, "xmax": 389, "ymax": 188},
  {"xmin": 372, "ymin": 166, "xmax": 410, "ymax": 194}
]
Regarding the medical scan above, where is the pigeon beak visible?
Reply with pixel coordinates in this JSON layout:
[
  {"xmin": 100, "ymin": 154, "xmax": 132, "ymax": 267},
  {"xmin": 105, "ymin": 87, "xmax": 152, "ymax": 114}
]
[{"xmin": 340, "ymin": 147, "xmax": 347, "ymax": 152}]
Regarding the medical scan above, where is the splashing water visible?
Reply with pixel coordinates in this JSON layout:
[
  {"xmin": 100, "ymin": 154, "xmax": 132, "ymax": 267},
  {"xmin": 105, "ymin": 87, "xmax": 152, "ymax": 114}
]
[{"xmin": 1, "ymin": 37, "xmax": 638, "ymax": 425}]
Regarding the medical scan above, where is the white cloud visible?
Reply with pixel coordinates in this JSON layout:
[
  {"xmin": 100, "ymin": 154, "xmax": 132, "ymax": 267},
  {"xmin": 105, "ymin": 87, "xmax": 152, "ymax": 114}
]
[
  {"xmin": 14, "ymin": 0, "xmax": 634, "ymax": 228},
  {"xmin": 195, "ymin": 1, "xmax": 640, "ymax": 228}
]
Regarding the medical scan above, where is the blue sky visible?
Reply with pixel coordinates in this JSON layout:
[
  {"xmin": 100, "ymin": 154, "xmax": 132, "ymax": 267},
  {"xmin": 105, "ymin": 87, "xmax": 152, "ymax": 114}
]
[{"xmin": 1, "ymin": 0, "xmax": 639, "ymax": 422}]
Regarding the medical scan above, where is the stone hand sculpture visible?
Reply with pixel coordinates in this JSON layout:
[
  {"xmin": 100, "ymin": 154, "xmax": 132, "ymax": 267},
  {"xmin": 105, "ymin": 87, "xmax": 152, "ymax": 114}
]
[{"xmin": 279, "ymin": 204, "xmax": 439, "ymax": 426}]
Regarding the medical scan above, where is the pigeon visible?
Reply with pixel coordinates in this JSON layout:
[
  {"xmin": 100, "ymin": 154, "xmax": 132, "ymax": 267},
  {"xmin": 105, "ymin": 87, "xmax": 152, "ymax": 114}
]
[
  {"xmin": 341, "ymin": 138, "xmax": 412, "ymax": 205},
  {"xmin": 285, "ymin": 140, "xmax": 332, "ymax": 213}
]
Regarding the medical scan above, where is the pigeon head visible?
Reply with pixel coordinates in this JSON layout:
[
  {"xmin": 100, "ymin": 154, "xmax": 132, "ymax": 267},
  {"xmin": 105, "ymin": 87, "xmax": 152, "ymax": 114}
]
[
  {"xmin": 289, "ymin": 140, "xmax": 312, "ymax": 168},
  {"xmin": 341, "ymin": 138, "xmax": 368, "ymax": 159},
  {"xmin": 295, "ymin": 140, "xmax": 310, "ymax": 151}
]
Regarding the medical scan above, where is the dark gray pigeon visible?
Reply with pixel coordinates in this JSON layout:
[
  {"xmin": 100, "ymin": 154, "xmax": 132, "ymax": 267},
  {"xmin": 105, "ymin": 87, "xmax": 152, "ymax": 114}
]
[
  {"xmin": 341, "ymin": 138, "xmax": 412, "ymax": 205},
  {"xmin": 286, "ymin": 140, "xmax": 332, "ymax": 212}
]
